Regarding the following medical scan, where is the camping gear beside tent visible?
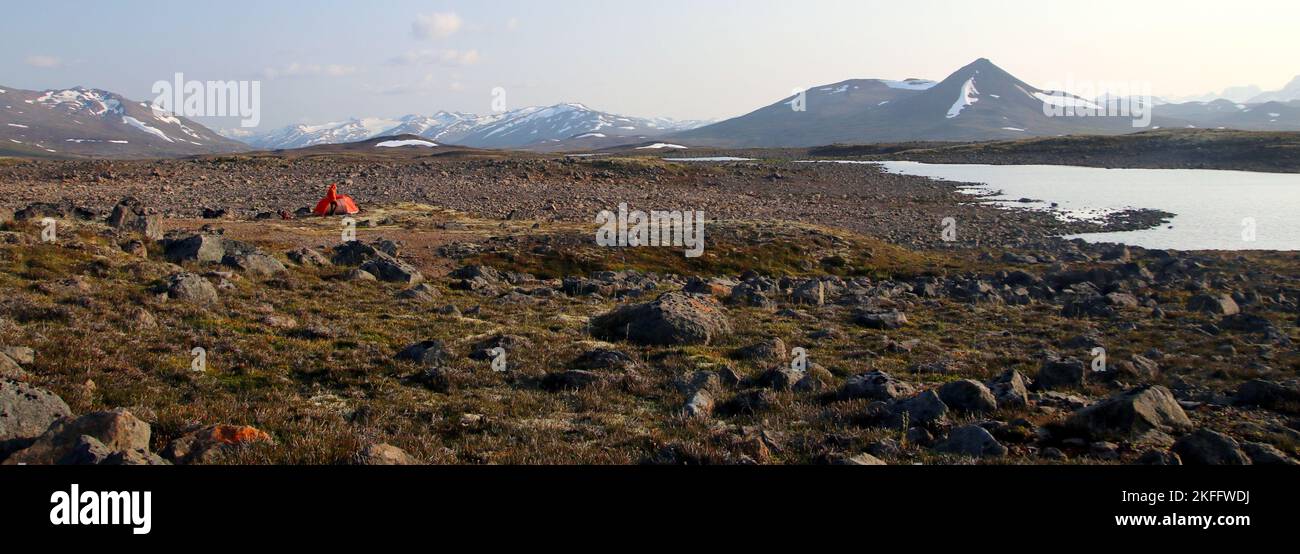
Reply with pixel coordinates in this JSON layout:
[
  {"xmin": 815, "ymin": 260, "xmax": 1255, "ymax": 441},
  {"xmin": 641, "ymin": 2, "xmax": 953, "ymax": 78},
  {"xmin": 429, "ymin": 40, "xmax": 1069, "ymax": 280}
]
[{"xmin": 313, "ymin": 183, "xmax": 359, "ymax": 216}]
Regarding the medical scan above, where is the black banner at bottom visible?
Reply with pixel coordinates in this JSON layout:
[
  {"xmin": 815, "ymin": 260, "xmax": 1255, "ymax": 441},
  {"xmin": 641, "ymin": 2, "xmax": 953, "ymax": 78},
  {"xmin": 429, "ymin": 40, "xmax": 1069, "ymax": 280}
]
[{"xmin": 0, "ymin": 465, "xmax": 1289, "ymax": 542}]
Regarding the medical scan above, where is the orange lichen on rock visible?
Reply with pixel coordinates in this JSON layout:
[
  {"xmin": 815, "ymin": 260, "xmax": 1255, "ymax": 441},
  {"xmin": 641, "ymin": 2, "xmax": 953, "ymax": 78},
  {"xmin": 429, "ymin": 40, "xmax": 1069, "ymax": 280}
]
[{"xmin": 207, "ymin": 424, "xmax": 272, "ymax": 445}]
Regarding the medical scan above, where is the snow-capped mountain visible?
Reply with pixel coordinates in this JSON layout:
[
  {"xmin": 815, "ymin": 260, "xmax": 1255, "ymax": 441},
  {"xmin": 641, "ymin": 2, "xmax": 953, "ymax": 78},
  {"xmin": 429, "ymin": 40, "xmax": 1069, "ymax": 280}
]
[
  {"xmin": 234, "ymin": 104, "xmax": 710, "ymax": 151},
  {"xmin": 673, "ymin": 59, "xmax": 1300, "ymax": 147},
  {"xmin": 378, "ymin": 111, "xmax": 502, "ymax": 143},
  {"xmin": 450, "ymin": 103, "xmax": 699, "ymax": 149},
  {"xmin": 0, "ymin": 85, "xmax": 248, "ymax": 158},
  {"xmin": 238, "ymin": 117, "xmax": 403, "ymax": 150},
  {"xmin": 1247, "ymin": 76, "xmax": 1300, "ymax": 103}
]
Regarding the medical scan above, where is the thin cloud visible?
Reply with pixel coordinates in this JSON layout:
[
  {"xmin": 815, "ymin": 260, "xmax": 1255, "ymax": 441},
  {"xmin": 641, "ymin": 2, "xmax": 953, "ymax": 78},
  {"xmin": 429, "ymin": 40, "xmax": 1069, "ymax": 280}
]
[
  {"xmin": 261, "ymin": 63, "xmax": 357, "ymax": 79},
  {"xmin": 506, "ymin": 18, "xmax": 519, "ymax": 31},
  {"xmin": 25, "ymin": 55, "xmax": 63, "ymax": 68},
  {"xmin": 387, "ymin": 49, "xmax": 480, "ymax": 67},
  {"xmin": 365, "ymin": 75, "xmax": 461, "ymax": 96},
  {"xmin": 412, "ymin": 12, "xmax": 463, "ymax": 40}
]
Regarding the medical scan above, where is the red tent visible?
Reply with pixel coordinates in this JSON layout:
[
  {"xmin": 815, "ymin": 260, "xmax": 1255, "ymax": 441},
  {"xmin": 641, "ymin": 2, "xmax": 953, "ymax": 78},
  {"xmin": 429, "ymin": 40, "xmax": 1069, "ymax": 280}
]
[{"xmin": 313, "ymin": 183, "xmax": 359, "ymax": 216}]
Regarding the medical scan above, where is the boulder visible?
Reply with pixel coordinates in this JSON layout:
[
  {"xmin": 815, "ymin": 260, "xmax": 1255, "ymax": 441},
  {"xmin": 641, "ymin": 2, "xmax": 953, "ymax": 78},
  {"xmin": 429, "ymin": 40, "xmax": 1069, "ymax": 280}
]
[
  {"xmin": 0, "ymin": 379, "xmax": 72, "ymax": 451},
  {"xmin": 160, "ymin": 272, "xmax": 219, "ymax": 304},
  {"xmin": 542, "ymin": 370, "xmax": 604, "ymax": 390},
  {"xmin": 989, "ymin": 369, "xmax": 1030, "ymax": 408},
  {"xmin": 938, "ymin": 379, "xmax": 998, "ymax": 413},
  {"xmin": 4, "ymin": 408, "xmax": 151, "ymax": 465},
  {"xmin": 468, "ymin": 334, "xmax": 532, "ymax": 360},
  {"xmin": 833, "ymin": 453, "xmax": 887, "ymax": 465},
  {"xmin": 395, "ymin": 340, "xmax": 452, "ymax": 366},
  {"xmin": 360, "ymin": 256, "xmax": 423, "ymax": 284},
  {"xmin": 1063, "ymin": 385, "xmax": 1192, "ymax": 441},
  {"xmin": 164, "ymin": 234, "xmax": 225, "ymax": 264},
  {"xmin": 351, "ymin": 443, "xmax": 418, "ymax": 465},
  {"xmin": 1241, "ymin": 442, "xmax": 1298, "ymax": 465},
  {"xmin": 840, "ymin": 370, "xmax": 915, "ymax": 401},
  {"xmin": 590, "ymin": 292, "xmax": 732, "ymax": 346},
  {"xmin": 887, "ymin": 390, "xmax": 948, "ymax": 428},
  {"xmin": 56, "ymin": 435, "xmax": 114, "ymax": 465},
  {"xmin": 107, "ymin": 197, "xmax": 162, "ymax": 240},
  {"xmin": 286, "ymin": 248, "xmax": 330, "ymax": 266},
  {"xmin": 102, "ymin": 448, "xmax": 171, "ymax": 465},
  {"xmin": 683, "ymin": 276, "xmax": 735, "ymax": 298},
  {"xmin": 161, "ymin": 424, "xmax": 272, "ymax": 464},
  {"xmin": 791, "ymin": 280, "xmax": 825, "ymax": 306},
  {"xmin": 683, "ymin": 389, "xmax": 715, "ymax": 418},
  {"xmin": 935, "ymin": 425, "xmax": 1007, "ymax": 458},
  {"xmin": 341, "ymin": 268, "xmax": 377, "ymax": 282},
  {"xmin": 1234, "ymin": 379, "xmax": 1300, "ymax": 412},
  {"xmin": 572, "ymin": 348, "xmax": 638, "ymax": 371},
  {"xmin": 1135, "ymin": 449, "xmax": 1182, "ymax": 465},
  {"xmin": 1186, "ymin": 293, "xmax": 1240, "ymax": 316},
  {"xmin": 396, "ymin": 283, "xmax": 440, "ymax": 302},
  {"xmin": 1171, "ymin": 429, "xmax": 1250, "ymax": 465},
  {"xmin": 331, "ymin": 241, "xmax": 384, "ymax": 265},
  {"xmin": 854, "ymin": 310, "xmax": 909, "ymax": 330},
  {"xmin": 755, "ymin": 367, "xmax": 804, "ymax": 391},
  {"xmin": 1036, "ymin": 358, "xmax": 1087, "ymax": 390},
  {"xmin": 733, "ymin": 338, "xmax": 788, "ymax": 364}
]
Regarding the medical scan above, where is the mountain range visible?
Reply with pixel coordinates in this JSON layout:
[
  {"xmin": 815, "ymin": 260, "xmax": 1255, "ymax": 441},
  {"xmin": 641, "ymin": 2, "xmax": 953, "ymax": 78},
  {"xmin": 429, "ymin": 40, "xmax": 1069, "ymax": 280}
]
[
  {"xmin": 232, "ymin": 104, "xmax": 711, "ymax": 151},
  {"xmin": 4, "ymin": 58, "xmax": 1299, "ymax": 158},
  {"xmin": 0, "ymin": 86, "xmax": 248, "ymax": 158},
  {"xmin": 673, "ymin": 59, "xmax": 1300, "ymax": 147},
  {"xmin": 1170, "ymin": 76, "xmax": 1300, "ymax": 104}
]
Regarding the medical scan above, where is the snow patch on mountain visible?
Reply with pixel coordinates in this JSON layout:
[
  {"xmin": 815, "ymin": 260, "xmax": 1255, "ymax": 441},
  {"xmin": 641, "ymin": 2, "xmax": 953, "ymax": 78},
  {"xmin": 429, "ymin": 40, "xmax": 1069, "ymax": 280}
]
[
  {"xmin": 946, "ymin": 78, "xmax": 980, "ymax": 118},
  {"xmin": 1033, "ymin": 91, "xmax": 1102, "ymax": 110},
  {"xmin": 375, "ymin": 139, "xmax": 437, "ymax": 148},
  {"xmin": 122, "ymin": 116, "xmax": 173, "ymax": 142},
  {"xmin": 881, "ymin": 79, "xmax": 938, "ymax": 91}
]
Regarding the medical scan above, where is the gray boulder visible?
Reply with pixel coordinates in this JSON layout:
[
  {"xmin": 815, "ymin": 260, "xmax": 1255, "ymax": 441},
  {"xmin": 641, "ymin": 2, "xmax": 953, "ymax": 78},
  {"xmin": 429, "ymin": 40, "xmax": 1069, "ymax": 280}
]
[
  {"xmin": 935, "ymin": 425, "xmax": 1008, "ymax": 458},
  {"xmin": 4, "ymin": 408, "xmax": 151, "ymax": 465},
  {"xmin": 108, "ymin": 197, "xmax": 162, "ymax": 240},
  {"xmin": 1234, "ymin": 379, "xmax": 1300, "ymax": 412},
  {"xmin": 888, "ymin": 390, "xmax": 948, "ymax": 428},
  {"xmin": 938, "ymin": 379, "xmax": 998, "ymax": 413},
  {"xmin": 1186, "ymin": 293, "xmax": 1240, "ymax": 316},
  {"xmin": 854, "ymin": 310, "xmax": 909, "ymax": 330},
  {"xmin": 0, "ymin": 379, "xmax": 73, "ymax": 451},
  {"xmin": 164, "ymin": 234, "xmax": 225, "ymax": 264},
  {"xmin": 1064, "ymin": 385, "xmax": 1192, "ymax": 441},
  {"xmin": 1171, "ymin": 429, "xmax": 1250, "ymax": 465},
  {"xmin": 286, "ymin": 248, "xmax": 330, "ymax": 266},
  {"xmin": 360, "ymin": 256, "xmax": 424, "ymax": 284},
  {"xmin": 840, "ymin": 370, "xmax": 915, "ymax": 401},
  {"xmin": 1037, "ymin": 358, "xmax": 1087, "ymax": 390},
  {"xmin": 989, "ymin": 369, "xmax": 1030, "ymax": 408},
  {"xmin": 734, "ymin": 338, "xmax": 787, "ymax": 364},
  {"xmin": 591, "ymin": 292, "xmax": 732, "ymax": 346},
  {"xmin": 160, "ymin": 272, "xmax": 219, "ymax": 304},
  {"xmin": 352, "ymin": 443, "xmax": 419, "ymax": 465},
  {"xmin": 1241, "ymin": 442, "xmax": 1298, "ymax": 465},
  {"xmin": 683, "ymin": 389, "xmax": 715, "ymax": 418},
  {"xmin": 395, "ymin": 340, "xmax": 451, "ymax": 366}
]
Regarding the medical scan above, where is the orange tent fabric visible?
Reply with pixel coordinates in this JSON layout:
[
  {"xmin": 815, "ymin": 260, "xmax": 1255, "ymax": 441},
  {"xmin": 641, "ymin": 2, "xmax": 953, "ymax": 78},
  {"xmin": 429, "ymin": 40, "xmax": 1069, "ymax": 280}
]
[{"xmin": 313, "ymin": 183, "xmax": 359, "ymax": 216}]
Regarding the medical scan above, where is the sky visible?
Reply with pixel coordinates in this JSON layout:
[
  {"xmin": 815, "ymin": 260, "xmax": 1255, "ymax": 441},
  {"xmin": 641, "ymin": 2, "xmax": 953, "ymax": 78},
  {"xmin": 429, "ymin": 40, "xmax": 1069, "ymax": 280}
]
[{"xmin": 2, "ymin": 0, "xmax": 1298, "ymax": 132}]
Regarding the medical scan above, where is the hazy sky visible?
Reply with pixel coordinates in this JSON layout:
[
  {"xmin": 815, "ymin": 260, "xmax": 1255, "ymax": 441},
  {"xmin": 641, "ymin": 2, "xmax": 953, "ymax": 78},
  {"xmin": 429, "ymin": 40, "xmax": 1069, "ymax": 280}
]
[{"xmin": 3, "ymin": 0, "xmax": 1297, "ymax": 131}]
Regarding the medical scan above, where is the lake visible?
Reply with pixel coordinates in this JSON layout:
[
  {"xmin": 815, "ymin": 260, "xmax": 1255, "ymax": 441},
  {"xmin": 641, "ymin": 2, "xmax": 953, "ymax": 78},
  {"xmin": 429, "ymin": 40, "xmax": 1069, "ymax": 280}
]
[{"xmin": 871, "ymin": 161, "xmax": 1300, "ymax": 251}]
